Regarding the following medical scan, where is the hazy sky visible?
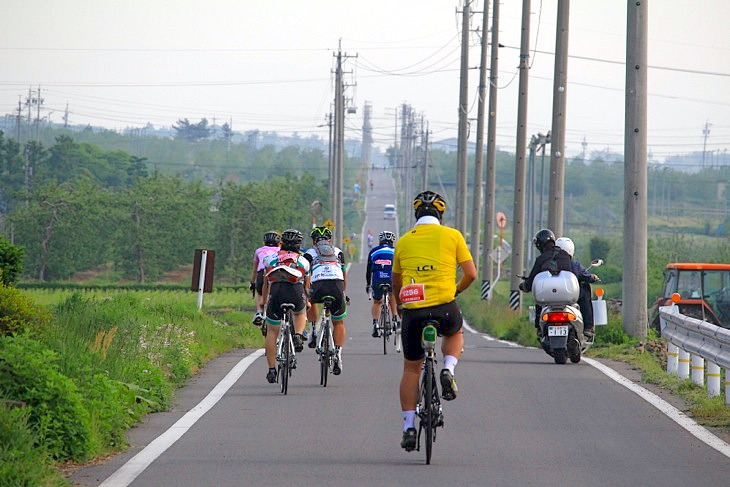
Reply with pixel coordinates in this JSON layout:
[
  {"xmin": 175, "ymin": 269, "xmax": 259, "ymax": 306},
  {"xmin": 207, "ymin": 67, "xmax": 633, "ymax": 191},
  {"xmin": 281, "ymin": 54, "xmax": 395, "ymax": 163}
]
[{"xmin": 2, "ymin": 1, "xmax": 728, "ymax": 161}]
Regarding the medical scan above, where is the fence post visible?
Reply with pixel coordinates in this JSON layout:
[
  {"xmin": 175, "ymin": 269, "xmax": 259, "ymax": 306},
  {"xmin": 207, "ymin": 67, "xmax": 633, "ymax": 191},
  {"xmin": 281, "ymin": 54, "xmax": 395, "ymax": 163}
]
[
  {"xmin": 678, "ymin": 348, "xmax": 690, "ymax": 379},
  {"xmin": 706, "ymin": 362, "xmax": 721, "ymax": 397},
  {"xmin": 725, "ymin": 368, "xmax": 730, "ymax": 406},
  {"xmin": 691, "ymin": 354, "xmax": 704, "ymax": 386},
  {"xmin": 666, "ymin": 342, "xmax": 679, "ymax": 375}
]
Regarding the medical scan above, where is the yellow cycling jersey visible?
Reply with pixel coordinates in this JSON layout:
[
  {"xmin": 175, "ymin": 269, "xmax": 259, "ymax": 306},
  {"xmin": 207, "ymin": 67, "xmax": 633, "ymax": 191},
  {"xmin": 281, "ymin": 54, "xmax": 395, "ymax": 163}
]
[{"xmin": 393, "ymin": 222, "xmax": 473, "ymax": 309}]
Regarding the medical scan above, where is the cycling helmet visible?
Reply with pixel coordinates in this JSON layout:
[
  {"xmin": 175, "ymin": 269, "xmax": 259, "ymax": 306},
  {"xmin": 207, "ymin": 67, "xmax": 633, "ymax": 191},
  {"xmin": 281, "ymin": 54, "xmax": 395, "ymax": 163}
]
[
  {"xmin": 555, "ymin": 237, "xmax": 575, "ymax": 257},
  {"xmin": 533, "ymin": 228, "xmax": 556, "ymax": 252},
  {"xmin": 379, "ymin": 231, "xmax": 396, "ymax": 246},
  {"xmin": 413, "ymin": 190, "xmax": 447, "ymax": 220},
  {"xmin": 263, "ymin": 230, "xmax": 281, "ymax": 246},
  {"xmin": 281, "ymin": 229, "xmax": 303, "ymax": 249},
  {"xmin": 310, "ymin": 226, "xmax": 332, "ymax": 242}
]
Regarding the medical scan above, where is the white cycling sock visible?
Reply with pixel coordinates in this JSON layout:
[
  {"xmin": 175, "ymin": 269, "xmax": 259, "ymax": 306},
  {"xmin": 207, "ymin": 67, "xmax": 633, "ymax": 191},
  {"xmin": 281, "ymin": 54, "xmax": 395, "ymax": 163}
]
[
  {"xmin": 443, "ymin": 355, "xmax": 458, "ymax": 375},
  {"xmin": 403, "ymin": 410, "xmax": 416, "ymax": 431}
]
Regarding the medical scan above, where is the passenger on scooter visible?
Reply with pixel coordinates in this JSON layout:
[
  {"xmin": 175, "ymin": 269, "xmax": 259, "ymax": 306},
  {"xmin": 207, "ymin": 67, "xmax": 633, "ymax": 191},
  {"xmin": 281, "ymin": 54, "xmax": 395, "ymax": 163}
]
[
  {"xmin": 519, "ymin": 229, "xmax": 572, "ymax": 335},
  {"xmin": 555, "ymin": 237, "xmax": 600, "ymax": 340}
]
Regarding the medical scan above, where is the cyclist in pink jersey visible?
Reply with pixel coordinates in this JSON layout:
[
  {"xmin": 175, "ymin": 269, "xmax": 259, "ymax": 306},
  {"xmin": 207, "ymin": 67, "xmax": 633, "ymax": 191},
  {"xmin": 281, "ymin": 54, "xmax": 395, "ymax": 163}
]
[{"xmin": 250, "ymin": 231, "xmax": 281, "ymax": 332}]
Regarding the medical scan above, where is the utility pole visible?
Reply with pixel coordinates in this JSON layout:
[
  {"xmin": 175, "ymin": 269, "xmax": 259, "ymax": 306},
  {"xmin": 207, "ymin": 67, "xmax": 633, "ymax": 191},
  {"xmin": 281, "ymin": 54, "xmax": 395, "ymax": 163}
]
[
  {"xmin": 547, "ymin": 0, "xmax": 570, "ymax": 236},
  {"xmin": 16, "ymin": 97, "xmax": 22, "ymax": 142},
  {"xmin": 508, "ymin": 0, "xmax": 531, "ymax": 312},
  {"xmin": 332, "ymin": 42, "xmax": 357, "ymax": 249},
  {"xmin": 701, "ymin": 120, "xmax": 711, "ymax": 168},
  {"xmin": 481, "ymin": 0, "xmax": 500, "ymax": 301},
  {"xmin": 623, "ymin": 0, "xmax": 648, "ymax": 338},
  {"xmin": 470, "ymin": 0, "xmax": 490, "ymax": 267},
  {"xmin": 455, "ymin": 0, "xmax": 471, "ymax": 234},
  {"xmin": 420, "ymin": 118, "xmax": 428, "ymax": 192},
  {"xmin": 63, "ymin": 103, "xmax": 69, "ymax": 128},
  {"xmin": 362, "ymin": 102, "xmax": 373, "ymax": 169}
]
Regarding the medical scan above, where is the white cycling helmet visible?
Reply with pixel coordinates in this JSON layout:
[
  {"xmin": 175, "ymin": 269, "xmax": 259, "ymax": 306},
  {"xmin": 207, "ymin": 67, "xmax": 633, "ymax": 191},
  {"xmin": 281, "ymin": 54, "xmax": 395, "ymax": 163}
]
[{"xmin": 555, "ymin": 237, "xmax": 575, "ymax": 257}]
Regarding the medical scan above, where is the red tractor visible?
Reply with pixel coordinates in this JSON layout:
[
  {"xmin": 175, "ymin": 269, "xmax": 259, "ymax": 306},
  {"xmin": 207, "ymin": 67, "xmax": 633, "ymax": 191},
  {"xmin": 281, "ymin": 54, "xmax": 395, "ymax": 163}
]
[{"xmin": 649, "ymin": 263, "xmax": 730, "ymax": 332}]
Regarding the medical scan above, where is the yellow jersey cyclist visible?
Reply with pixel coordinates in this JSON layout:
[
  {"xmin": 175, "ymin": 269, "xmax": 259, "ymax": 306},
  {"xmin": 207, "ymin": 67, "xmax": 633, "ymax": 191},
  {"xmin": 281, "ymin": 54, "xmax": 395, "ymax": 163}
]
[{"xmin": 392, "ymin": 191, "xmax": 477, "ymax": 451}]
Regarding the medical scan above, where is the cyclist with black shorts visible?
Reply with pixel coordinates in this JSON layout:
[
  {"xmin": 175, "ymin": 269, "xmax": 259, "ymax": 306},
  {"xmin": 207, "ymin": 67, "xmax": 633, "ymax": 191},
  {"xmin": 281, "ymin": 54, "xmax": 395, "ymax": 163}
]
[
  {"xmin": 304, "ymin": 226, "xmax": 348, "ymax": 375},
  {"xmin": 366, "ymin": 231, "xmax": 399, "ymax": 337},
  {"xmin": 250, "ymin": 231, "xmax": 281, "ymax": 328},
  {"xmin": 262, "ymin": 229, "xmax": 311, "ymax": 384},
  {"xmin": 392, "ymin": 191, "xmax": 477, "ymax": 451}
]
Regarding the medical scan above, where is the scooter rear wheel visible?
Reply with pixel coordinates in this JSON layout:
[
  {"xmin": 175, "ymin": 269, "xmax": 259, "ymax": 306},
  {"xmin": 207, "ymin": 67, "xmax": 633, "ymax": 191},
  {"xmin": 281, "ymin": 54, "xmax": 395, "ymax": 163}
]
[{"xmin": 553, "ymin": 349, "xmax": 567, "ymax": 364}]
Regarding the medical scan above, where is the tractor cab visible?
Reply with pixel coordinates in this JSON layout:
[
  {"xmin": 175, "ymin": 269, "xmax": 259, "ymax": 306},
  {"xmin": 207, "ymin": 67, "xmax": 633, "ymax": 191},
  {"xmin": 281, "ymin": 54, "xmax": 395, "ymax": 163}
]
[{"xmin": 651, "ymin": 263, "xmax": 730, "ymax": 331}]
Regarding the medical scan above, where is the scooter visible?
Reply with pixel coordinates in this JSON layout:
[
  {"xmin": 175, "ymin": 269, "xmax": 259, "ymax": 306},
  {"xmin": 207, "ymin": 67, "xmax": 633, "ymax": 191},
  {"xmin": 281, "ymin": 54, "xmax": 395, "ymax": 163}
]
[{"xmin": 521, "ymin": 259, "xmax": 603, "ymax": 364}]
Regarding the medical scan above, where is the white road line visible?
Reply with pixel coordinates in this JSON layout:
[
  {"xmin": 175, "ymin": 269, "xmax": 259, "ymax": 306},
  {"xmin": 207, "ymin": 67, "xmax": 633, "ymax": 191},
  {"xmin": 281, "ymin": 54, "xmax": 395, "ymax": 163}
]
[
  {"xmin": 99, "ymin": 349, "xmax": 265, "ymax": 487},
  {"xmin": 583, "ymin": 357, "xmax": 730, "ymax": 459},
  {"xmin": 464, "ymin": 317, "xmax": 730, "ymax": 458}
]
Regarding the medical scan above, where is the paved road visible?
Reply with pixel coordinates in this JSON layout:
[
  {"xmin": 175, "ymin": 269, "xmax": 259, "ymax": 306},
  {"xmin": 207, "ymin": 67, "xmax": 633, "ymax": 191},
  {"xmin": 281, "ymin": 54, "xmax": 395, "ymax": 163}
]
[{"xmin": 73, "ymin": 170, "xmax": 730, "ymax": 486}]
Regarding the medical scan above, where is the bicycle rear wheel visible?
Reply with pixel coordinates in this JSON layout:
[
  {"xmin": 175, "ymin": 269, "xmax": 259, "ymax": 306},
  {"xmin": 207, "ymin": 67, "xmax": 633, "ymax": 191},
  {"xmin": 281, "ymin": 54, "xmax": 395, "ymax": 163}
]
[
  {"xmin": 320, "ymin": 321, "xmax": 330, "ymax": 387},
  {"xmin": 424, "ymin": 358, "xmax": 434, "ymax": 464},
  {"xmin": 381, "ymin": 304, "xmax": 389, "ymax": 355},
  {"xmin": 281, "ymin": 328, "xmax": 290, "ymax": 395}
]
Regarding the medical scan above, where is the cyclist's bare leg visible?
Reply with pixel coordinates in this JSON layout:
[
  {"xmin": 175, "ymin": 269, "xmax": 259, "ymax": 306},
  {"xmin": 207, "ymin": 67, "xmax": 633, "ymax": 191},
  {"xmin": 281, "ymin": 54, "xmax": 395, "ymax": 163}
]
[
  {"xmin": 441, "ymin": 329, "xmax": 464, "ymax": 359},
  {"xmin": 399, "ymin": 358, "xmax": 424, "ymax": 410},
  {"xmin": 306, "ymin": 303, "xmax": 319, "ymax": 325},
  {"xmin": 389, "ymin": 292, "xmax": 399, "ymax": 321},
  {"xmin": 371, "ymin": 298, "xmax": 382, "ymax": 321},
  {"xmin": 264, "ymin": 324, "xmax": 281, "ymax": 368},
  {"xmin": 333, "ymin": 319, "xmax": 346, "ymax": 347},
  {"xmin": 292, "ymin": 311, "xmax": 307, "ymax": 335}
]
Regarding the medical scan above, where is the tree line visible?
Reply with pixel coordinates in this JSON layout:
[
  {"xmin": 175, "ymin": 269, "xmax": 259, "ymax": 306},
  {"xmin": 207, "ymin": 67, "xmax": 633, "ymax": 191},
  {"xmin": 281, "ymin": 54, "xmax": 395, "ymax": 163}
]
[{"xmin": 0, "ymin": 131, "xmax": 330, "ymax": 282}]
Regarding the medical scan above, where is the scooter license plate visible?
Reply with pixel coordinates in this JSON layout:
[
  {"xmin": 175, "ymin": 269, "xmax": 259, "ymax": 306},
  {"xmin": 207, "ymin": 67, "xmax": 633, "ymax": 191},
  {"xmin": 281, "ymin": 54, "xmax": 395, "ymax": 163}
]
[{"xmin": 547, "ymin": 325, "xmax": 569, "ymax": 337}]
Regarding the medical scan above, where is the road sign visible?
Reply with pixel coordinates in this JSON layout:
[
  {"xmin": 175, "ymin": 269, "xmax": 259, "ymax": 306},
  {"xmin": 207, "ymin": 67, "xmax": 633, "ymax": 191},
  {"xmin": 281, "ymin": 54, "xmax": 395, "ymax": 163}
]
[
  {"xmin": 496, "ymin": 211, "xmax": 507, "ymax": 229},
  {"xmin": 344, "ymin": 237, "xmax": 351, "ymax": 245},
  {"xmin": 324, "ymin": 219, "xmax": 335, "ymax": 230}
]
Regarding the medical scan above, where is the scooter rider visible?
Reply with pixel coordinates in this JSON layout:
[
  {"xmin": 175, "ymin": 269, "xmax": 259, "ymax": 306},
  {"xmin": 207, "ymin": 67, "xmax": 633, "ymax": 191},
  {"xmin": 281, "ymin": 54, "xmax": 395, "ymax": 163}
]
[
  {"xmin": 519, "ymin": 229, "xmax": 572, "ymax": 335},
  {"xmin": 555, "ymin": 237, "xmax": 600, "ymax": 339}
]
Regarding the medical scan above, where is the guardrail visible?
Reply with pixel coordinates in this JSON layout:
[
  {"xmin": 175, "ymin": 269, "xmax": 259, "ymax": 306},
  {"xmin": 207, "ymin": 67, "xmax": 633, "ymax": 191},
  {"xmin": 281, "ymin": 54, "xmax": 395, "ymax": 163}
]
[{"xmin": 659, "ymin": 304, "xmax": 730, "ymax": 406}]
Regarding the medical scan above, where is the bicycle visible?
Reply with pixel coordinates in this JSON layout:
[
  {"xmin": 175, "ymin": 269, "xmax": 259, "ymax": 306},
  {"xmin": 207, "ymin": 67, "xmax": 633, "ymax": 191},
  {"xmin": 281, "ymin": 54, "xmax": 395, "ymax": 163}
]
[
  {"xmin": 416, "ymin": 321, "xmax": 444, "ymax": 464},
  {"xmin": 377, "ymin": 283, "xmax": 400, "ymax": 354},
  {"xmin": 315, "ymin": 296, "xmax": 337, "ymax": 387},
  {"xmin": 275, "ymin": 303, "xmax": 297, "ymax": 395}
]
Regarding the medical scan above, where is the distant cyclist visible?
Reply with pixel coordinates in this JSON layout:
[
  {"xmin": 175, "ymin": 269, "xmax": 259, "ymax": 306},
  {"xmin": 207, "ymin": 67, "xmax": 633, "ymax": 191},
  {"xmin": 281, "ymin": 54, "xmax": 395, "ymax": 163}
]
[
  {"xmin": 366, "ymin": 231, "xmax": 399, "ymax": 338},
  {"xmin": 250, "ymin": 231, "xmax": 281, "ymax": 332},
  {"xmin": 262, "ymin": 229, "xmax": 311, "ymax": 384},
  {"xmin": 304, "ymin": 226, "xmax": 348, "ymax": 375},
  {"xmin": 392, "ymin": 191, "xmax": 477, "ymax": 451},
  {"xmin": 367, "ymin": 230, "xmax": 374, "ymax": 249}
]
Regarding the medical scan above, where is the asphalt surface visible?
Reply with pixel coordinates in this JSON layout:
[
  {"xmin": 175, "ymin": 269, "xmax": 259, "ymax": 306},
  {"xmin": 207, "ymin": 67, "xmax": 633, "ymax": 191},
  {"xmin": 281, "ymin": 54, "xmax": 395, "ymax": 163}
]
[{"xmin": 72, "ymin": 169, "xmax": 730, "ymax": 486}]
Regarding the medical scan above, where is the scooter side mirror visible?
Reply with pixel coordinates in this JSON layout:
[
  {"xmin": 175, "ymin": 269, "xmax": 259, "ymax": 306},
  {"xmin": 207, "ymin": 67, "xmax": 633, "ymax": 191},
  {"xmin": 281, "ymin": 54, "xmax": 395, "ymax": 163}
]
[{"xmin": 591, "ymin": 259, "xmax": 604, "ymax": 267}]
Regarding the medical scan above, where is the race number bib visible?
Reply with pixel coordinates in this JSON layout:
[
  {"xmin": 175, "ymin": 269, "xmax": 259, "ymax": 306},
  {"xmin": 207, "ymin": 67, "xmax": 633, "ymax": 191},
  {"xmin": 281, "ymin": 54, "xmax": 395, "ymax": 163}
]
[{"xmin": 400, "ymin": 283, "xmax": 426, "ymax": 304}]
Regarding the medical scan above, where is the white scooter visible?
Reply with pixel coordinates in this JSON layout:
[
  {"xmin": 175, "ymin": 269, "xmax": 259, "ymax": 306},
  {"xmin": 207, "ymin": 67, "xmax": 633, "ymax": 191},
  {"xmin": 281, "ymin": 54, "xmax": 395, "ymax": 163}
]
[{"xmin": 523, "ymin": 259, "xmax": 603, "ymax": 364}]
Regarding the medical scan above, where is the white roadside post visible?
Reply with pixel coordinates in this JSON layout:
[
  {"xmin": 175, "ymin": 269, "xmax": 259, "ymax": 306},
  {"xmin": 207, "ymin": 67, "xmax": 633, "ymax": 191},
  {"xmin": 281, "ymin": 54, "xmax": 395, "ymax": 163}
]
[
  {"xmin": 667, "ymin": 342, "xmax": 679, "ymax": 375},
  {"xmin": 691, "ymin": 354, "xmax": 705, "ymax": 386},
  {"xmin": 706, "ymin": 362, "xmax": 721, "ymax": 397},
  {"xmin": 678, "ymin": 348, "xmax": 691, "ymax": 380},
  {"xmin": 725, "ymin": 368, "xmax": 730, "ymax": 406},
  {"xmin": 197, "ymin": 250, "xmax": 208, "ymax": 311}
]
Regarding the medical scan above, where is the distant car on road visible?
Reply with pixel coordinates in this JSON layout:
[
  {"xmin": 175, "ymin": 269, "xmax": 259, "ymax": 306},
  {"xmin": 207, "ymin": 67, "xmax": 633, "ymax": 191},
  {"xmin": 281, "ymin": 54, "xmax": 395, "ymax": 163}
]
[{"xmin": 383, "ymin": 204, "xmax": 396, "ymax": 220}]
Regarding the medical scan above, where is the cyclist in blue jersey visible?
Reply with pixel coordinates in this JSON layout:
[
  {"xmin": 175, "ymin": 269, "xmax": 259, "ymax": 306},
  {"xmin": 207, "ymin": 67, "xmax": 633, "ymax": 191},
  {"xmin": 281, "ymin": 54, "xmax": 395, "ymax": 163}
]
[{"xmin": 366, "ymin": 231, "xmax": 399, "ymax": 338}]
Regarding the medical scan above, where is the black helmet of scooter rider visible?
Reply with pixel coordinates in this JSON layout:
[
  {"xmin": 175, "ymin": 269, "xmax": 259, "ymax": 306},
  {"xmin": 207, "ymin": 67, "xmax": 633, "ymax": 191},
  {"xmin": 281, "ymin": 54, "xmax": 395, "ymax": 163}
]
[
  {"xmin": 533, "ymin": 228, "xmax": 556, "ymax": 253},
  {"xmin": 413, "ymin": 190, "xmax": 447, "ymax": 221}
]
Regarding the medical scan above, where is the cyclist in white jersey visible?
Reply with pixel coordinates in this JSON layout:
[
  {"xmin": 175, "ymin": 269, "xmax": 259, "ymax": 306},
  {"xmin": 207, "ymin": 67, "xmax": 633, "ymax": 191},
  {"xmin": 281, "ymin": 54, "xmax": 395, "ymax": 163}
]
[{"xmin": 304, "ymin": 226, "xmax": 348, "ymax": 375}]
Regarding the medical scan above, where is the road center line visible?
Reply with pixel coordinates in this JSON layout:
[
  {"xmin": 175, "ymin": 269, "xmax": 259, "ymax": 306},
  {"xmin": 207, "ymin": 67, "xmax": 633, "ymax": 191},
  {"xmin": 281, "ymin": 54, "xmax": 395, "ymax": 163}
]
[{"xmin": 100, "ymin": 348, "xmax": 265, "ymax": 487}]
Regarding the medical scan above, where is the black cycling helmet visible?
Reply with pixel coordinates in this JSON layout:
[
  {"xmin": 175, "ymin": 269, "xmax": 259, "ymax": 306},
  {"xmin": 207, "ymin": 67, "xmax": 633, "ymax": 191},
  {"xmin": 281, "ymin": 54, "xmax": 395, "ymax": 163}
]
[
  {"xmin": 263, "ymin": 230, "xmax": 281, "ymax": 246},
  {"xmin": 379, "ymin": 231, "xmax": 396, "ymax": 246},
  {"xmin": 413, "ymin": 190, "xmax": 447, "ymax": 221},
  {"xmin": 281, "ymin": 229, "xmax": 303, "ymax": 249},
  {"xmin": 533, "ymin": 228, "xmax": 556, "ymax": 252},
  {"xmin": 310, "ymin": 226, "xmax": 332, "ymax": 242}
]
